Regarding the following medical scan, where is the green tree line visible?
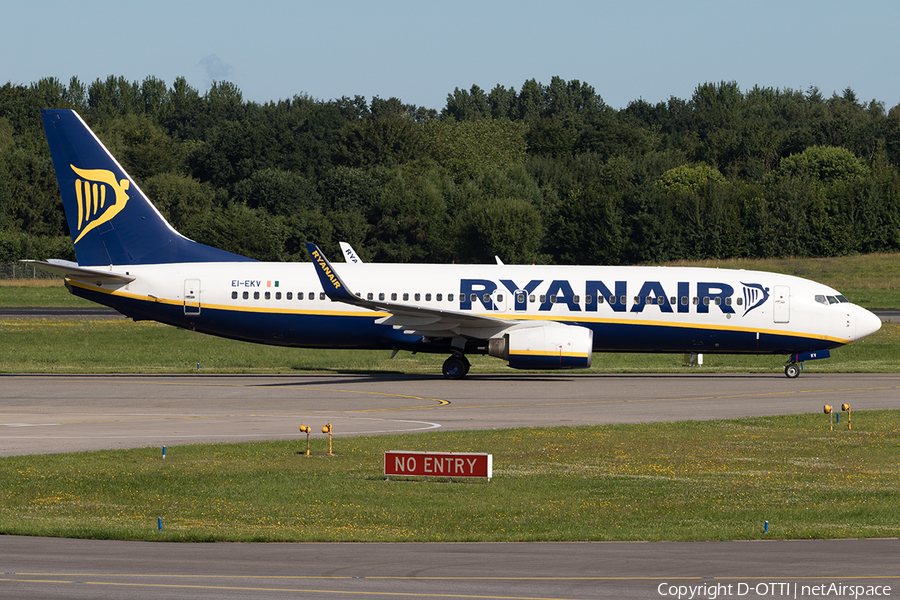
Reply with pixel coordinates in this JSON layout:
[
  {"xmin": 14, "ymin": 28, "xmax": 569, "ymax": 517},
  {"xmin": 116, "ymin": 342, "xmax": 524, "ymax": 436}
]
[{"xmin": 2, "ymin": 75, "xmax": 899, "ymax": 265}]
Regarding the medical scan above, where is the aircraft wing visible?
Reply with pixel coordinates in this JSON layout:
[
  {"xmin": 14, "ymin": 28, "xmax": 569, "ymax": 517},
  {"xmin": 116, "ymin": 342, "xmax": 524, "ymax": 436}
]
[
  {"xmin": 306, "ymin": 243, "xmax": 516, "ymax": 338},
  {"xmin": 20, "ymin": 259, "xmax": 136, "ymax": 284}
]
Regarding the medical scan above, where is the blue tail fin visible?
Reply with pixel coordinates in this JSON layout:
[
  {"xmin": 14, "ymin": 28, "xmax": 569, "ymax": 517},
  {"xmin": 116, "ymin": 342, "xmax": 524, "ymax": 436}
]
[{"xmin": 41, "ymin": 109, "xmax": 254, "ymax": 266}]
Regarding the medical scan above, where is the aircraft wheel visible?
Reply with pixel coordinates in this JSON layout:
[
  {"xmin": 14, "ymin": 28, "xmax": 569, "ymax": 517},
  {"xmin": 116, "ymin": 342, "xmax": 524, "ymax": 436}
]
[
  {"xmin": 442, "ymin": 355, "xmax": 470, "ymax": 380},
  {"xmin": 784, "ymin": 363, "xmax": 800, "ymax": 379}
]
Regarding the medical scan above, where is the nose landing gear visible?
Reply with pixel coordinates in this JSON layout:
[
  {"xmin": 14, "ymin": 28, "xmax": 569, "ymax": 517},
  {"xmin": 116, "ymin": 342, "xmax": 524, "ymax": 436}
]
[{"xmin": 782, "ymin": 350, "xmax": 830, "ymax": 378}]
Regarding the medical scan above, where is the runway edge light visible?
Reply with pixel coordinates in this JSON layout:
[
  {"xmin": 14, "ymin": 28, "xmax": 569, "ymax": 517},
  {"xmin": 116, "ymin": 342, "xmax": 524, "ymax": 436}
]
[
  {"xmin": 299, "ymin": 425, "xmax": 311, "ymax": 456},
  {"xmin": 842, "ymin": 403, "xmax": 852, "ymax": 430},
  {"xmin": 322, "ymin": 423, "xmax": 333, "ymax": 456}
]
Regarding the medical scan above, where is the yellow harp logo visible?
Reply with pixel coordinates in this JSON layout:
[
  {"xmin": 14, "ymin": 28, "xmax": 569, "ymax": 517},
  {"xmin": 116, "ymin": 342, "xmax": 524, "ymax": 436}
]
[{"xmin": 71, "ymin": 165, "xmax": 130, "ymax": 244}]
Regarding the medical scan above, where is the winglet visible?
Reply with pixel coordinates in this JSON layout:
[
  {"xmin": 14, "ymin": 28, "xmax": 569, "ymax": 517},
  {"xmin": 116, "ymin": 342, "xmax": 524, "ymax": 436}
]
[{"xmin": 306, "ymin": 243, "xmax": 366, "ymax": 306}]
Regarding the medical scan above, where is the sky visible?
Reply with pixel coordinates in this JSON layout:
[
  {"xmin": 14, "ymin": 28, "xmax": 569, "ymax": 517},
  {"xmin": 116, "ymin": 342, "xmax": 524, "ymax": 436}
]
[{"xmin": 3, "ymin": 0, "xmax": 899, "ymax": 112}]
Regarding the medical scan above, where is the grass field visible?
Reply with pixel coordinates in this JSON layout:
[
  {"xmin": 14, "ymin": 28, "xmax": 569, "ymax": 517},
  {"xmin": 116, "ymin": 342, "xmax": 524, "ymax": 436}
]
[
  {"xmin": 665, "ymin": 253, "xmax": 900, "ymax": 309},
  {"xmin": 1, "ymin": 254, "xmax": 898, "ymax": 543},
  {"xmin": 1, "ymin": 412, "xmax": 897, "ymax": 542},
  {"xmin": 1, "ymin": 252, "xmax": 898, "ymax": 374}
]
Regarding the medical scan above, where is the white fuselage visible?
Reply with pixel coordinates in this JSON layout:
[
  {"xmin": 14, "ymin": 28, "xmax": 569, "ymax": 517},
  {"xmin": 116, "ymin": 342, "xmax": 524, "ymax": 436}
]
[{"xmin": 69, "ymin": 261, "xmax": 881, "ymax": 356}]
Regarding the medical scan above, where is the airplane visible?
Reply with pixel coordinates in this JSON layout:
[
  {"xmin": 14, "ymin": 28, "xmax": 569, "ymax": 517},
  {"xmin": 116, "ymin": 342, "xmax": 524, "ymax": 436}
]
[{"xmin": 26, "ymin": 109, "xmax": 882, "ymax": 379}]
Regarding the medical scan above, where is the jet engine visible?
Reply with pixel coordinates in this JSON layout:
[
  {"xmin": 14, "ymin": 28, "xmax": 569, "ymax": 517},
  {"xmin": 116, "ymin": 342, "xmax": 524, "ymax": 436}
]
[{"xmin": 488, "ymin": 323, "xmax": 593, "ymax": 370}]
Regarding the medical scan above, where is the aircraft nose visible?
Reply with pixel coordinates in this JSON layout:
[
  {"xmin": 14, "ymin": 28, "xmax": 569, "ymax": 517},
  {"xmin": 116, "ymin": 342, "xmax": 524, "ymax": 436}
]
[{"xmin": 854, "ymin": 306, "xmax": 882, "ymax": 340}]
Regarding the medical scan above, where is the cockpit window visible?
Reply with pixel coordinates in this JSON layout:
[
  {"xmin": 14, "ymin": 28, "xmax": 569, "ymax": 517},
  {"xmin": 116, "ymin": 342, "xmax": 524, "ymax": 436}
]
[{"xmin": 817, "ymin": 294, "xmax": 851, "ymax": 305}]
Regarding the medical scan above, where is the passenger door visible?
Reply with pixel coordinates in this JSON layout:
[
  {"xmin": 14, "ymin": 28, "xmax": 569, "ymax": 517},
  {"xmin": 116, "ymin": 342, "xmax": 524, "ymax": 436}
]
[{"xmin": 773, "ymin": 285, "xmax": 789, "ymax": 323}]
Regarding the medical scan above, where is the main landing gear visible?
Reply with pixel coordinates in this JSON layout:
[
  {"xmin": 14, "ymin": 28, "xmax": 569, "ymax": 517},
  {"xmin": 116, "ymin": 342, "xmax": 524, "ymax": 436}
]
[{"xmin": 442, "ymin": 354, "xmax": 471, "ymax": 380}]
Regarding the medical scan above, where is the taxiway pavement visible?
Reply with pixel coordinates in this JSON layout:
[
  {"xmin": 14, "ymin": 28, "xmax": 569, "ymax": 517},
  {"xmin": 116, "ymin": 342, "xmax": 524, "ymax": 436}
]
[
  {"xmin": 2, "ymin": 373, "xmax": 899, "ymax": 599},
  {"xmin": 3, "ymin": 372, "xmax": 900, "ymax": 456}
]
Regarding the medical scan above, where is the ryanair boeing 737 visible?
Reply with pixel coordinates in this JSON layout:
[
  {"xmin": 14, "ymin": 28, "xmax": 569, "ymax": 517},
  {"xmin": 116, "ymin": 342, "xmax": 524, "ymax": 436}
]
[{"xmin": 26, "ymin": 109, "xmax": 882, "ymax": 379}]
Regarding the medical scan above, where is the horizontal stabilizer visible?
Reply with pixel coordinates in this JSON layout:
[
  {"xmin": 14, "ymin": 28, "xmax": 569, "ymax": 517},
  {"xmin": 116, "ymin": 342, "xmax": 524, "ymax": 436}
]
[{"xmin": 20, "ymin": 259, "xmax": 135, "ymax": 284}]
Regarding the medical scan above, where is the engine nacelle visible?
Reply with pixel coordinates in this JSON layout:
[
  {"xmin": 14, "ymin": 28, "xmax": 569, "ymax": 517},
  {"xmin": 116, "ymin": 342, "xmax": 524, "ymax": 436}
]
[{"xmin": 488, "ymin": 323, "xmax": 593, "ymax": 370}]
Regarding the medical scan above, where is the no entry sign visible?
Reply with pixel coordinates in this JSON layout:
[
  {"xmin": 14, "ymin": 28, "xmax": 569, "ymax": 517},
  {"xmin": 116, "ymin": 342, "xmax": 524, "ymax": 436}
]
[{"xmin": 384, "ymin": 451, "xmax": 492, "ymax": 481}]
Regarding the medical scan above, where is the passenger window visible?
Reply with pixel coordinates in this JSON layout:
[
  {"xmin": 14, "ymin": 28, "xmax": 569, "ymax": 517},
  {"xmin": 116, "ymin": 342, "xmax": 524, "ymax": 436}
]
[
  {"xmin": 416, "ymin": 293, "xmax": 421, "ymax": 301},
  {"xmin": 497, "ymin": 294, "xmax": 503, "ymax": 302},
  {"xmin": 425, "ymin": 293, "xmax": 431, "ymax": 301},
  {"xmin": 232, "ymin": 291, "xmax": 238, "ymax": 299},
  {"xmin": 620, "ymin": 295, "xmax": 626, "ymax": 305},
  {"xmin": 540, "ymin": 295, "xmax": 546, "ymax": 303},
  {"xmin": 286, "ymin": 292, "xmax": 293, "ymax": 300},
  {"xmin": 586, "ymin": 295, "xmax": 593, "ymax": 304},
  {"xmin": 714, "ymin": 297, "xmax": 721, "ymax": 306},
  {"xmin": 634, "ymin": 296, "xmax": 640, "ymax": 304},
  {"xmin": 517, "ymin": 293, "xmax": 525, "ymax": 303},
  {"xmin": 309, "ymin": 292, "xmax": 314, "ymax": 300},
  {"xmin": 379, "ymin": 292, "xmax": 385, "ymax": 301},
  {"xmin": 319, "ymin": 293, "xmax": 326, "ymax": 301},
  {"xmin": 657, "ymin": 296, "xmax": 664, "ymax": 305},
  {"xmin": 645, "ymin": 296, "xmax": 652, "ymax": 305},
  {"xmin": 367, "ymin": 292, "xmax": 373, "ymax": 300},
  {"xmin": 265, "ymin": 291, "xmax": 271, "ymax": 300},
  {"xmin": 276, "ymin": 292, "xmax": 281, "ymax": 300},
  {"xmin": 529, "ymin": 295, "xmax": 535, "ymax": 303},
  {"xmin": 298, "ymin": 292, "xmax": 304, "ymax": 300},
  {"xmin": 448, "ymin": 294, "xmax": 454, "ymax": 302},
  {"xmin": 736, "ymin": 297, "xmax": 742, "ymax": 306},
  {"xmin": 670, "ymin": 296, "xmax": 676, "ymax": 305},
  {"xmin": 391, "ymin": 293, "xmax": 397, "ymax": 301},
  {"xmin": 681, "ymin": 296, "xmax": 688, "ymax": 306},
  {"xmin": 573, "ymin": 295, "xmax": 580, "ymax": 303},
  {"xmin": 724, "ymin": 297, "xmax": 731, "ymax": 306},
  {"xmin": 471, "ymin": 293, "xmax": 477, "ymax": 302},
  {"xmin": 609, "ymin": 295, "xmax": 616, "ymax": 305},
  {"xmin": 693, "ymin": 297, "xmax": 699, "ymax": 305},
  {"xmin": 550, "ymin": 295, "xmax": 557, "ymax": 303},
  {"xmin": 403, "ymin": 293, "xmax": 409, "ymax": 301},
  {"xmin": 436, "ymin": 293, "xmax": 442, "ymax": 301},
  {"xmin": 254, "ymin": 291, "xmax": 260, "ymax": 300},
  {"xmin": 703, "ymin": 297, "xmax": 710, "ymax": 306},
  {"xmin": 482, "ymin": 293, "xmax": 489, "ymax": 303}
]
